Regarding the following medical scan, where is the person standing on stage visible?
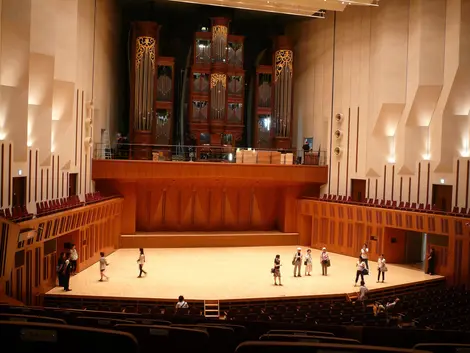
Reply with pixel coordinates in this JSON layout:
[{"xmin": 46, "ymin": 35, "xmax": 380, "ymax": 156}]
[
  {"xmin": 320, "ymin": 247, "xmax": 330, "ymax": 276},
  {"xmin": 292, "ymin": 247, "xmax": 303, "ymax": 277},
  {"xmin": 69, "ymin": 244, "xmax": 78, "ymax": 275},
  {"xmin": 99, "ymin": 252, "xmax": 110, "ymax": 282},
  {"xmin": 427, "ymin": 248, "xmax": 435, "ymax": 275},
  {"xmin": 304, "ymin": 249, "xmax": 313, "ymax": 276},
  {"xmin": 57, "ymin": 252, "xmax": 66, "ymax": 288},
  {"xmin": 62, "ymin": 252, "xmax": 72, "ymax": 291},
  {"xmin": 360, "ymin": 243, "xmax": 369, "ymax": 269},
  {"xmin": 271, "ymin": 255, "xmax": 282, "ymax": 286},
  {"xmin": 377, "ymin": 254, "xmax": 387, "ymax": 283},
  {"xmin": 137, "ymin": 248, "xmax": 147, "ymax": 278},
  {"xmin": 273, "ymin": 254, "xmax": 282, "ymax": 286},
  {"xmin": 355, "ymin": 256, "xmax": 367, "ymax": 286}
]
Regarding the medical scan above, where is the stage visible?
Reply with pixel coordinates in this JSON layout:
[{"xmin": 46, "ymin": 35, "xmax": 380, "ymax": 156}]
[{"xmin": 45, "ymin": 246, "xmax": 443, "ymax": 301}]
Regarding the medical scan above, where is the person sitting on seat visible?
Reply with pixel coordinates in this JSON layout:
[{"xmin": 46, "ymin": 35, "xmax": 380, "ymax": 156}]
[{"xmin": 373, "ymin": 298, "xmax": 400, "ymax": 316}]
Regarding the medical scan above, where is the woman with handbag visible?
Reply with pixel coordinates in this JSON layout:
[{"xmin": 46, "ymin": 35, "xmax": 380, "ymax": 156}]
[
  {"xmin": 320, "ymin": 247, "xmax": 330, "ymax": 276},
  {"xmin": 355, "ymin": 256, "xmax": 367, "ymax": 286},
  {"xmin": 304, "ymin": 249, "xmax": 313, "ymax": 276},
  {"xmin": 273, "ymin": 254, "xmax": 282, "ymax": 286},
  {"xmin": 377, "ymin": 254, "xmax": 387, "ymax": 283}
]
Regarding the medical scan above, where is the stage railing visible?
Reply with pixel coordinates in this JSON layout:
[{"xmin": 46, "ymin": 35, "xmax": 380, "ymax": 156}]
[{"xmin": 93, "ymin": 142, "xmax": 327, "ymax": 166}]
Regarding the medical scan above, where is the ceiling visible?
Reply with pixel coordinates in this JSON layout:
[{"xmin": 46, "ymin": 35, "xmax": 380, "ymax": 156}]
[{"xmin": 165, "ymin": 0, "xmax": 379, "ymax": 17}]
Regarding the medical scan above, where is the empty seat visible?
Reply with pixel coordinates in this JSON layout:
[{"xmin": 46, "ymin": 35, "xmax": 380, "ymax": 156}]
[
  {"xmin": 115, "ymin": 324, "xmax": 210, "ymax": 353},
  {"xmin": 259, "ymin": 334, "xmax": 359, "ymax": 345},
  {"xmin": 235, "ymin": 341, "xmax": 429, "ymax": 353},
  {"xmin": 72, "ymin": 316, "xmax": 136, "ymax": 328},
  {"xmin": 0, "ymin": 313, "xmax": 66, "ymax": 324},
  {"xmin": 413, "ymin": 343, "xmax": 470, "ymax": 352},
  {"xmin": 0, "ymin": 320, "xmax": 138, "ymax": 353},
  {"xmin": 267, "ymin": 330, "xmax": 334, "ymax": 337}
]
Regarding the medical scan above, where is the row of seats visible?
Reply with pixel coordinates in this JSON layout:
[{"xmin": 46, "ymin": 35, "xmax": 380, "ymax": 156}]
[
  {"xmin": 36, "ymin": 195, "xmax": 83, "ymax": 216},
  {"xmin": 316, "ymin": 194, "xmax": 467, "ymax": 217},
  {"xmin": 85, "ymin": 191, "xmax": 103, "ymax": 203},
  {"xmin": 1, "ymin": 302, "xmax": 470, "ymax": 353},
  {"xmin": 0, "ymin": 205, "xmax": 33, "ymax": 222}
]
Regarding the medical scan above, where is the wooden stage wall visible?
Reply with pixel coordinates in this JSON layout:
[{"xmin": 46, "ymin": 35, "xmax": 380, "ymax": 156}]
[
  {"xmin": 299, "ymin": 199, "xmax": 470, "ymax": 286},
  {"xmin": 0, "ymin": 198, "xmax": 123, "ymax": 306},
  {"xmin": 96, "ymin": 180, "xmax": 318, "ymax": 235}
]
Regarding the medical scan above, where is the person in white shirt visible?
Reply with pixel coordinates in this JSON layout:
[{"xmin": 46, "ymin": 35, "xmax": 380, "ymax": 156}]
[
  {"xmin": 137, "ymin": 248, "xmax": 147, "ymax": 278},
  {"xmin": 69, "ymin": 244, "xmax": 79, "ymax": 275},
  {"xmin": 355, "ymin": 256, "xmax": 367, "ymax": 286},
  {"xmin": 377, "ymin": 254, "xmax": 387, "ymax": 283},
  {"xmin": 360, "ymin": 243, "xmax": 369, "ymax": 269},
  {"xmin": 292, "ymin": 247, "xmax": 303, "ymax": 277},
  {"xmin": 99, "ymin": 252, "xmax": 110, "ymax": 282},
  {"xmin": 320, "ymin": 247, "xmax": 330, "ymax": 276},
  {"xmin": 358, "ymin": 281, "xmax": 369, "ymax": 306},
  {"xmin": 176, "ymin": 295, "xmax": 189, "ymax": 309},
  {"xmin": 304, "ymin": 249, "xmax": 313, "ymax": 276}
]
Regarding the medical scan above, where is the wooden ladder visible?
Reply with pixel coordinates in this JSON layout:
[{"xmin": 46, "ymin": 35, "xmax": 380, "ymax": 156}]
[{"xmin": 204, "ymin": 299, "xmax": 220, "ymax": 318}]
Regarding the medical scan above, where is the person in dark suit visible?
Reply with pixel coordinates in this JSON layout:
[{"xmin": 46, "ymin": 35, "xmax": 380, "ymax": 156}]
[
  {"xmin": 62, "ymin": 252, "xmax": 72, "ymax": 291},
  {"xmin": 427, "ymin": 248, "xmax": 435, "ymax": 275}
]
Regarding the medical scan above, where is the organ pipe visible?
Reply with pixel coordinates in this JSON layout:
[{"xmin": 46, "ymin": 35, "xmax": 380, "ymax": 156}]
[
  {"xmin": 212, "ymin": 25, "xmax": 228, "ymax": 63},
  {"xmin": 210, "ymin": 73, "xmax": 226, "ymax": 120},
  {"xmin": 134, "ymin": 36, "xmax": 156, "ymax": 131},
  {"xmin": 273, "ymin": 50, "xmax": 293, "ymax": 138}
]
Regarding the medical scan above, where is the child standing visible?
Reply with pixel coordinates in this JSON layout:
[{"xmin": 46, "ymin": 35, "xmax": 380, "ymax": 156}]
[{"xmin": 99, "ymin": 252, "xmax": 110, "ymax": 281}]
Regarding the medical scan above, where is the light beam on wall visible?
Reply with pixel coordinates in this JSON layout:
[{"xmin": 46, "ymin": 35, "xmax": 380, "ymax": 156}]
[{"xmin": 460, "ymin": 137, "xmax": 470, "ymax": 157}]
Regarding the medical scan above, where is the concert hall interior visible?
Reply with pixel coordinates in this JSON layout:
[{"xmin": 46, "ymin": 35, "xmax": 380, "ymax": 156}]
[{"xmin": 2, "ymin": 0, "xmax": 470, "ymax": 352}]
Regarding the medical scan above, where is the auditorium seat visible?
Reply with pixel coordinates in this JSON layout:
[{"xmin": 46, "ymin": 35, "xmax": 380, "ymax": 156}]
[
  {"xmin": 0, "ymin": 320, "xmax": 138, "ymax": 353},
  {"xmin": 115, "ymin": 324, "xmax": 210, "ymax": 353},
  {"xmin": 235, "ymin": 341, "xmax": 429, "ymax": 353},
  {"xmin": 0, "ymin": 313, "xmax": 66, "ymax": 324},
  {"xmin": 259, "ymin": 334, "xmax": 360, "ymax": 345},
  {"xmin": 413, "ymin": 343, "xmax": 470, "ymax": 353},
  {"xmin": 72, "ymin": 316, "xmax": 136, "ymax": 328},
  {"xmin": 175, "ymin": 323, "xmax": 237, "ymax": 353},
  {"xmin": 267, "ymin": 330, "xmax": 334, "ymax": 337}
]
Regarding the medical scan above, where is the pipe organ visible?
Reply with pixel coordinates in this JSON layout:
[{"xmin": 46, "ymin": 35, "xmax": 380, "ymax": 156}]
[
  {"xmin": 189, "ymin": 18, "xmax": 245, "ymax": 155},
  {"xmin": 129, "ymin": 22, "xmax": 175, "ymax": 159},
  {"xmin": 253, "ymin": 36, "xmax": 294, "ymax": 150}
]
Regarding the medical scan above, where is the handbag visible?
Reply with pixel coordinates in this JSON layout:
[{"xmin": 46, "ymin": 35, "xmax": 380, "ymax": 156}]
[
  {"xmin": 363, "ymin": 268, "xmax": 369, "ymax": 275},
  {"xmin": 304, "ymin": 260, "xmax": 307, "ymax": 266},
  {"xmin": 271, "ymin": 268, "xmax": 275, "ymax": 274},
  {"xmin": 382, "ymin": 266, "xmax": 388, "ymax": 272},
  {"xmin": 327, "ymin": 259, "xmax": 331, "ymax": 267}
]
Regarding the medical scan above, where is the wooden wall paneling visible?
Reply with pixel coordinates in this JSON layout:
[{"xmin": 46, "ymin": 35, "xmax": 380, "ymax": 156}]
[
  {"xmin": 209, "ymin": 185, "xmax": 223, "ymax": 229},
  {"xmin": 345, "ymin": 108, "xmax": 351, "ymax": 196},
  {"xmin": 408, "ymin": 177, "xmax": 412, "ymax": 203},
  {"xmin": 455, "ymin": 160, "xmax": 460, "ymax": 207},
  {"xmin": 399, "ymin": 177, "xmax": 403, "ymax": 202},
  {"xmin": 180, "ymin": 184, "xmax": 194, "ymax": 228},
  {"xmin": 57, "ymin": 156, "xmax": 60, "ymax": 199},
  {"xmin": 383, "ymin": 165, "xmax": 387, "ymax": 200},
  {"xmin": 52, "ymin": 156, "xmax": 55, "ymax": 199},
  {"xmin": 8, "ymin": 144, "xmax": 11, "ymax": 206},
  {"xmin": 194, "ymin": 185, "xmax": 210, "ymax": 230},
  {"xmin": 35, "ymin": 151, "xmax": 38, "ymax": 202},
  {"xmin": 1, "ymin": 144, "xmax": 4, "ymax": 207},
  {"xmin": 237, "ymin": 185, "xmax": 252, "ymax": 230},
  {"xmin": 28, "ymin": 150, "xmax": 32, "ymax": 203},
  {"xmin": 224, "ymin": 186, "xmax": 239, "ymax": 229},
  {"xmin": 466, "ymin": 160, "xmax": 470, "ymax": 209}
]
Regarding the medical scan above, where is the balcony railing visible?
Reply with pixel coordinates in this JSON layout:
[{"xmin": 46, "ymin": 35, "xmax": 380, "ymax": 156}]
[{"xmin": 93, "ymin": 143, "xmax": 327, "ymax": 166}]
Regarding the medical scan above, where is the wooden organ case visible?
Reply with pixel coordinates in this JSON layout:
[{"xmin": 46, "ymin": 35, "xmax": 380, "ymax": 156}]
[
  {"xmin": 253, "ymin": 36, "xmax": 294, "ymax": 150},
  {"xmin": 129, "ymin": 22, "xmax": 175, "ymax": 159},
  {"xmin": 189, "ymin": 18, "xmax": 245, "ymax": 156}
]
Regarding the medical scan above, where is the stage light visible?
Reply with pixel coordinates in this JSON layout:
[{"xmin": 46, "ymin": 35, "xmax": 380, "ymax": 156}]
[
  {"xmin": 440, "ymin": 179, "xmax": 445, "ymax": 184},
  {"xmin": 18, "ymin": 169, "xmax": 22, "ymax": 176}
]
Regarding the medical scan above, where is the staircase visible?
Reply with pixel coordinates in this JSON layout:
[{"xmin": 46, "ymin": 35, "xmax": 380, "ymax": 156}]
[{"xmin": 204, "ymin": 300, "xmax": 220, "ymax": 319}]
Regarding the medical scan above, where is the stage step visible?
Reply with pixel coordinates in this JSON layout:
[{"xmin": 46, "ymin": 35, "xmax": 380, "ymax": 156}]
[
  {"xmin": 204, "ymin": 300, "xmax": 220, "ymax": 318},
  {"xmin": 121, "ymin": 231, "xmax": 299, "ymax": 248}
]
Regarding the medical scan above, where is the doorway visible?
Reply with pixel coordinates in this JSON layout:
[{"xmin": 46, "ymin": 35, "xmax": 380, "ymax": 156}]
[
  {"xmin": 351, "ymin": 179, "xmax": 366, "ymax": 202},
  {"xmin": 69, "ymin": 173, "xmax": 78, "ymax": 196},
  {"xmin": 405, "ymin": 231, "xmax": 425, "ymax": 267},
  {"xmin": 432, "ymin": 184, "xmax": 452, "ymax": 211},
  {"xmin": 12, "ymin": 176, "xmax": 27, "ymax": 207}
]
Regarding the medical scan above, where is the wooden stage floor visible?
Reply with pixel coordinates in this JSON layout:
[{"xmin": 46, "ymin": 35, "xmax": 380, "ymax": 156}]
[{"xmin": 46, "ymin": 246, "xmax": 443, "ymax": 301}]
